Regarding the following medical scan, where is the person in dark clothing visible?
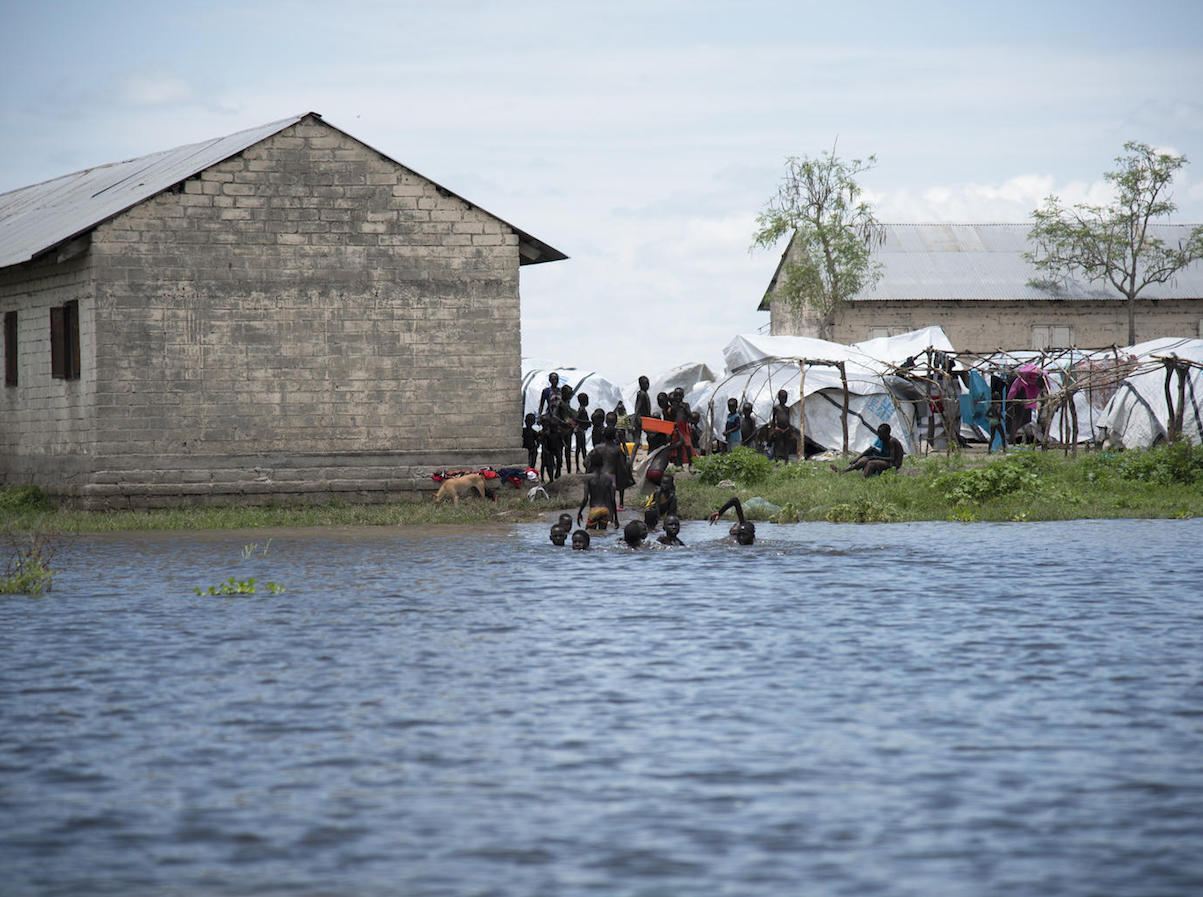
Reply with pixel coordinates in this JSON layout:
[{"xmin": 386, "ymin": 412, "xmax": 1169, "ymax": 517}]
[
  {"xmin": 633, "ymin": 376, "xmax": 652, "ymax": 454},
  {"xmin": 649, "ymin": 472, "xmax": 678, "ymax": 521},
  {"xmin": 708, "ymin": 496, "xmax": 755, "ymax": 544},
  {"xmin": 538, "ymin": 372, "xmax": 561, "ymax": 417},
  {"xmin": 986, "ymin": 387, "xmax": 1007, "ymax": 453},
  {"xmin": 574, "ymin": 392, "xmax": 592, "ymax": 471},
  {"xmin": 740, "ymin": 401, "xmax": 757, "ymax": 450},
  {"xmin": 577, "ymin": 464, "xmax": 619, "ymax": 531},
  {"xmin": 769, "ymin": 389, "xmax": 795, "ymax": 461},
  {"xmin": 539, "ymin": 393, "xmax": 567, "ymax": 481},
  {"xmin": 588, "ymin": 427, "xmax": 634, "ymax": 511},
  {"xmin": 833, "ymin": 423, "xmax": 905, "ymax": 477},
  {"xmin": 657, "ymin": 515, "xmax": 684, "ymax": 547},
  {"xmin": 522, "ymin": 412, "xmax": 539, "ymax": 470},
  {"xmin": 668, "ymin": 405, "xmax": 694, "ymax": 468},
  {"xmin": 622, "ymin": 519, "xmax": 649, "ymax": 548},
  {"xmin": 560, "ymin": 385, "xmax": 576, "ymax": 473},
  {"xmin": 590, "ymin": 407, "xmax": 606, "ymax": 448}
]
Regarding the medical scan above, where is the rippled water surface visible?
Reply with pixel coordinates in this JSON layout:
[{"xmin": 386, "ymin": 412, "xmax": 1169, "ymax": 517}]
[{"xmin": 2, "ymin": 518, "xmax": 1202, "ymax": 896}]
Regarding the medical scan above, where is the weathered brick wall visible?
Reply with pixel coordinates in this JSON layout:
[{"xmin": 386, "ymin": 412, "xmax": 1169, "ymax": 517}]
[
  {"xmin": 3, "ymin": 115, "xmax": 536, "ymax": 505},
  {"xmin": 90, "ymin": 116, "xmax": 522, "ymax": 456},
  {"xmin": 770, "ymin": 297, "xmax": 1203, "ymax": 349},
  {"xmin": 0, "ymin": 250, "xmax": 96, "ymax": 484}
]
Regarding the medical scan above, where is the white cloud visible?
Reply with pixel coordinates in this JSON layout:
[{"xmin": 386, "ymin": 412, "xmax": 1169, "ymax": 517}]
[
  {"xmin": 866, "ymin": 174, "xmax": 1132, "ymax": 224},
  {"xmin": 115, "ymin": 72, "xmax": 195, "ymax": 107}
]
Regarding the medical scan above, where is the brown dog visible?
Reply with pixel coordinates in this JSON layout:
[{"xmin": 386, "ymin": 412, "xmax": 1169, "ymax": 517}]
[{"xmin": 433, "ymin": 473, "xmax": 489, "ymax": 505}]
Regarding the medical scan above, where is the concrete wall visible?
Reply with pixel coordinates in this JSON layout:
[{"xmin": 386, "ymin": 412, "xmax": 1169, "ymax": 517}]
[
  {"xmin": 769, "ymin": 297, "xmax": 1203, "ymax": 350},
  {"xmin": 0, "ymin": 249, "xmax": 96, "ymax": 485},
  {"xmin": 2, "ymin": 116, "xmax": 532, "ymax": 507}
]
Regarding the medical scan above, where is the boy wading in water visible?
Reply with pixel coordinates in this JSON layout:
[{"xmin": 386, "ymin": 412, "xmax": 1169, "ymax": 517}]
[
  {"xmin": 657, "ymin": 515, "xmax": 684, "ymax": 546},
  {"xmin": 577, "ymin": 463, "xmax": 619, "ymax": 531}
]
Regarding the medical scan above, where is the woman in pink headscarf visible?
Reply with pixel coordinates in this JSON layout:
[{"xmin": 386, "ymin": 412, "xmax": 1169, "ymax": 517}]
[{"xmin": 1007, "ymin": 364, "xmax": 1049, "ymax": 440}]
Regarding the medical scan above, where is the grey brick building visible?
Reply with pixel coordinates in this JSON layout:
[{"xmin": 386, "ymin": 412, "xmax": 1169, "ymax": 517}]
[
  {"xmin": 761, "ymin": 223, "xmax": 1203, "ymax": 349},
  {"xmin": 0, "ymin": 113, "xmax": 565, "ymax": 508}
]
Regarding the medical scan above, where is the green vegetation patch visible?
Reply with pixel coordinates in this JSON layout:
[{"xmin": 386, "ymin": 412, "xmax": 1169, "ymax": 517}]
[
  {"xmin": 1, "ymin": 533, "xmax": 56, "ymax": 596},
  {"xmin": 694, "ymin": 446, "xmax": 776, "ymax": 486},
  {"xmin": 933, "ymin": 451, "xmax": 1048, "ymax": 502},
  {"xmin": 1080, "ymin": 440, "xmax": 1203, "ymax": 487},
  {"xmin": 823, "ymin": 497, "xmax": 902, "ymax": 523},
  {"xmin": 681, "ymin": 442, "xmax": 1203, "ymax": 523}
]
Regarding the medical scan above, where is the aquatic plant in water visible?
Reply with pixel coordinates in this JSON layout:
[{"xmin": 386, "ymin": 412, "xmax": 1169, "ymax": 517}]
[
  {"xmin": 0, "ymin": 533, "xmax": 56, "ymax": 596},
  {"xmin": 195, "ymin": 577, "xmax": 286, "ymax": 596},
  {"xmin": 240, "ymin": 539, "xmax": 273, "ymax": 560}
]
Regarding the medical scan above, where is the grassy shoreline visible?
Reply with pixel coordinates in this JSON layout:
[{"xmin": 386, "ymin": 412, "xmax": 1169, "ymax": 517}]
[
  {"xmin": 1, "ymin": 444, "xmax": 1201, "ymax": 534},
  {"xmin": 681, "ymin": 443, "xmax": 1203, "ymax": 524}
]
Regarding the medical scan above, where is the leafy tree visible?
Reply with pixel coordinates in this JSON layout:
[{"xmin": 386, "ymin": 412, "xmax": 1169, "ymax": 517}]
[
  {"xmin": 1026, "ymin": 142, "xmax": 1203, "ymax": 345},
  {"xmin": 753, "ymin": 148, "xmax": 885, "ymax": 339}
]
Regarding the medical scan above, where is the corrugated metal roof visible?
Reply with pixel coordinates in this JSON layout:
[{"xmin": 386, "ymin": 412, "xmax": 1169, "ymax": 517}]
[
  {"xmin": 0, "ymin": 115, "xmax": 308, "ymax": 269},
  {"xmin": 0, "ymin": 112, "xmax": 566, "ymax": 269},
  {"xmin": 760, "ymin": 223, "xmax": 1203, "ymax": 309}
]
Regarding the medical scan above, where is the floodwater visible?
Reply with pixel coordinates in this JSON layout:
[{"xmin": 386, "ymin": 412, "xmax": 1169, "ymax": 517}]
[{"xmin": 2, "ymin": 518, "xmax": 1202, "ymax": 897}]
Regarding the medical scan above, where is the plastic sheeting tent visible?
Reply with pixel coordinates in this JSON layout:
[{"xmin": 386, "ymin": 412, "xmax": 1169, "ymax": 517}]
[
  {"xmin": 953, "ymin": 339, "xmax": 1203, "ymax": 449},
  {"xmin": 698, "ymin": 327, "xmax": 955, "ymax": 456},
  {"xmin": 1096, "ymin": 337, "xmax": 1203, "ymax": 448},
  {"xmin": 521, "ymin": 365, "xmax": 625, "ymax": 419},
  {"xmin": 620, "ymin": 362, "xmax": 716, "ymax": 416}
]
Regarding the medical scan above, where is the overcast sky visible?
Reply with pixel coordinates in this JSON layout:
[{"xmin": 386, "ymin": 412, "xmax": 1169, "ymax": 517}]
[{"xmin": 3, "ymin": 0, "xmax": 1202, "ymax": 385}]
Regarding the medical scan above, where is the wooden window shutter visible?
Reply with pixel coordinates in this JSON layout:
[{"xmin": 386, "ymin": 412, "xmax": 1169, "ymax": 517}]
[
  {"xmin": 50, "ymin": 305, "xmax": 65, "ymax": 378},
  {"xmin": 49, "ymin": 302, "xmax": 80, "ymax": 380},
  {"xmin": 3, "ymin": 311, "xmax": 16, "ymax": 386},
  {"xmin": 65, "ymin": 300, "xmax": 80, "ymax": 379}
]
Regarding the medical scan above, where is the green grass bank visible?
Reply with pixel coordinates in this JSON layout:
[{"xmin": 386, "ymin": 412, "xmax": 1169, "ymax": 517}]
[
  {"xmin": 1, "ymin": 443, "xmax": 1201, "ymax": 534},
  {"xmin": 680, "ymin": 443, "xmax": 1203, "ymax": 524}
]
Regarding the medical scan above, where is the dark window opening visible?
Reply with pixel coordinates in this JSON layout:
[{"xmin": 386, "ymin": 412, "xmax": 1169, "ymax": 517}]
[
  {"xmin": 4, "ymin": 311, "xmax": 16, "ymax": 387},
  {"xmin": 50, "ymin": 300, "xmax": 80, "ymax": 380}
]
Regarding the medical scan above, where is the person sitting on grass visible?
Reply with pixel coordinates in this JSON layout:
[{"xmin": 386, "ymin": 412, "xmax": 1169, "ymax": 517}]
[
  {"xmin": 832, "ymin": 423, "xmax": 905, "ymax": 478},
  {"xmin": 708, "ymin": 496, "xmax": 756, "ymax": 545}
]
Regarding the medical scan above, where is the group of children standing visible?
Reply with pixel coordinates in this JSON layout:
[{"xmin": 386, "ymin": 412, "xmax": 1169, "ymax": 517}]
[{"xmin": 522, "ymin": 372, "xmax": 711, "ymax": 483}]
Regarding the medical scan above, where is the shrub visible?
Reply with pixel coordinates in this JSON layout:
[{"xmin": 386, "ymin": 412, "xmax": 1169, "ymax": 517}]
[
  {"xmin": 0, "ymin": 485, "xmax": 49, "ymax": 512},
  {"xmin": 933, "ymin": 452, "xmax": 1045, "ymax": 503},
  {"xmin": 694, "ymin": 446, "xmax": 776, "ymax": 486},
  {"xmin": 823, "ymin": 497, "xmax": 901, "ymax": 523},
  {"xmin": 1082, "ymin": 441, "xmax": 1203, "ymax": 487}
]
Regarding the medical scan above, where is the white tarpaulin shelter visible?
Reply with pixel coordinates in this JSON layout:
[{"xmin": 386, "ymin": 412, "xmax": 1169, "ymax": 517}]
[
  {"xmin": 700, "ymin": 326, "xmax": 954, "ymax": 455},
  {"xmin": 722, "ymin": 325, "xmax": 954, "ymax": 372},
  {"xmin": 521, "ymin": 365, "xmax": 625, "ymax": 419},
  {"xmin": 621, "ymin": 362, "xmax": 716, "ymax": 415},
  {"xmin": 952, "ymin": 340, "xmax": 1203, "ymax": 449},
  {"xmin": 1096, "ymin": 337, "xmax": 1203, "ymax": 448}
]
